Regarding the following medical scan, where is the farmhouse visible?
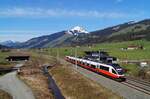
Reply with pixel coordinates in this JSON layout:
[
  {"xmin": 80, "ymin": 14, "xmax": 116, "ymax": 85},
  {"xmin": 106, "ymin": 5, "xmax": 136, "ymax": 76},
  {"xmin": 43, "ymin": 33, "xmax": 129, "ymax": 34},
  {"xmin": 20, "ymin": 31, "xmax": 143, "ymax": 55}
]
[
  {"xmin": 127, "ymin": 45, "xmax": 144, "ymax": 50},
  {"xmin": 6, "ymin": 55, "xmax": 30, "ymax": 61}
]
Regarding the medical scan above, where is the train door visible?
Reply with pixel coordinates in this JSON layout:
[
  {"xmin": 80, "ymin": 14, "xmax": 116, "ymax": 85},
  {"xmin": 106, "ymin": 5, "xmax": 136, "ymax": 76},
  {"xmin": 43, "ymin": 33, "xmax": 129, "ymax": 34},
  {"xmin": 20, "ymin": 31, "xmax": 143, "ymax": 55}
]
[{"xmin": 110, "ymin": 68, "xmax": 118, "ymax": 75}]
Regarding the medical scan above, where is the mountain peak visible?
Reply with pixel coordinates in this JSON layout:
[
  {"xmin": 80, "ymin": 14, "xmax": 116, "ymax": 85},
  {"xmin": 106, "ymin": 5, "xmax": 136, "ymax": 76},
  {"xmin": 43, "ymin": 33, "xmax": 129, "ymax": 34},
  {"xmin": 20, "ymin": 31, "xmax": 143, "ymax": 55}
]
[
  {"xmin": 67, "ymin": 26, "xmax": 88, "ymax": 35},
  {"xmin": 71, "ymin": 26, "xmax": 88, "ymax": 33},
  {"xmin": 127, "ymin": 21, "xmax": 136, "ymax": 25}
]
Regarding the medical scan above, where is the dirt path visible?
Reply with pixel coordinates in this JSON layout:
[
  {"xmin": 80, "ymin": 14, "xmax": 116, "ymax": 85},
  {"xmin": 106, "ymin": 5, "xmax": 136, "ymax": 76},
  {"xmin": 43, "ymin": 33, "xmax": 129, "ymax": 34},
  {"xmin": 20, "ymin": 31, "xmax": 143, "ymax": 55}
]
[{"xmin": 0, "ymin": 71, "xmax": 35, "ymax": 99}]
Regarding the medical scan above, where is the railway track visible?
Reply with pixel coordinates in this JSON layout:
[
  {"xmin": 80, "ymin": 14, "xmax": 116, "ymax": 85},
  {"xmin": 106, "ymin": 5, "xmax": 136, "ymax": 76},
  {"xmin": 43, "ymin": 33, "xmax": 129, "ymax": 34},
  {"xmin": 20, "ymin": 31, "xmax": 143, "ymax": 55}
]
[{"xmin": 122, "ymin": 77, "xmax": 150, "ymax": 95}]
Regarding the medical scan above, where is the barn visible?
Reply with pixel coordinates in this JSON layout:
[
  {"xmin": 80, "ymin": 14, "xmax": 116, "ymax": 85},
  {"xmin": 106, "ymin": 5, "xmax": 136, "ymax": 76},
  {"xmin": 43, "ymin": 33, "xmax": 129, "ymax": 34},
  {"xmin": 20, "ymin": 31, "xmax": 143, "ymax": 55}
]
[{"xmin": 6, "ymin": 55, "xmax": 30, "ymax": 61}]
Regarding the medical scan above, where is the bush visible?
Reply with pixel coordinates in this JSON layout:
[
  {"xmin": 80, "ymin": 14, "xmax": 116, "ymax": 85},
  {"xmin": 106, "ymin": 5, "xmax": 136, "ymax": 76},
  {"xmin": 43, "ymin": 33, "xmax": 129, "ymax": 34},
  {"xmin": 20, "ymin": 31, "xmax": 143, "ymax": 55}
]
[{"xmin": 138, "ymin": 67, "xmax": 150, "ymax": 81}]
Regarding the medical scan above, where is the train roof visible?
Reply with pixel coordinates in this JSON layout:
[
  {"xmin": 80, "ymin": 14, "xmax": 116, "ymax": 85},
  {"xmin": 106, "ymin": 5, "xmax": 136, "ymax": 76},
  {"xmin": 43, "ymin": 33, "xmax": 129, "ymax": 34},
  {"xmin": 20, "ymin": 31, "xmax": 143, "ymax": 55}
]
[
  {"xmin": 66, "ymin": 56, "xmax": 111, "ymax": 67},
  {"xmin": 84, "ymin": 51, "xmax": 108, "ymax": 54}
]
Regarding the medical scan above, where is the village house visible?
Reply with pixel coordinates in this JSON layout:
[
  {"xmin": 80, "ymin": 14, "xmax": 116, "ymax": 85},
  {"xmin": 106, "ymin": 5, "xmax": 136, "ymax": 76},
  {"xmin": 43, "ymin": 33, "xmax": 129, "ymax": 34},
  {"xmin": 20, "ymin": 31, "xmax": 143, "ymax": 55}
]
[{"xmin": 127, "ymin": 45, "xmax": 144, "ymax": 50}]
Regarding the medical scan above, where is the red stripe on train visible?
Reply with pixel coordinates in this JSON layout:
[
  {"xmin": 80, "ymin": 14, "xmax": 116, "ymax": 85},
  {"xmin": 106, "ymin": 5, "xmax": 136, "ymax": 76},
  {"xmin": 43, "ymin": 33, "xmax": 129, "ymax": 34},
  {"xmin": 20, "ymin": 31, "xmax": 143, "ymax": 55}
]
[{"xmin": 65, "ymin": 58, "xmax": 119, "ymax": 79}]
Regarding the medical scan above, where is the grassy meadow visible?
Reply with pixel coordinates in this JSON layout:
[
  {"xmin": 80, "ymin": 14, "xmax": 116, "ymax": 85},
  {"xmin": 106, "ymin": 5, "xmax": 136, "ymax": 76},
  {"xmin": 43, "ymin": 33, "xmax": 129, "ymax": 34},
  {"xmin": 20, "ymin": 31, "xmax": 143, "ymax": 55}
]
[
  {"xmin": 39, "ymin": 40, "xmax": 150, "ymax": 60},
  {"xmin": 0, "ymin": 51, "xmax": 12, "ymax": 67}
]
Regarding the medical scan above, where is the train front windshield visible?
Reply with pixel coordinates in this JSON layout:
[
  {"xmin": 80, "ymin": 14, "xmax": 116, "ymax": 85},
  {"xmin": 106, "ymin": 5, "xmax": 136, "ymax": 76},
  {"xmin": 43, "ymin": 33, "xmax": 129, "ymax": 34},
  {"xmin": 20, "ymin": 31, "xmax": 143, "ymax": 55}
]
[
  {"xmin": 116, "ymin": 68, "xmax": 124, "ymax": 75},
  {"xmin": 111, "ymin": 64, "xmax": 124, "ymax": 75}
]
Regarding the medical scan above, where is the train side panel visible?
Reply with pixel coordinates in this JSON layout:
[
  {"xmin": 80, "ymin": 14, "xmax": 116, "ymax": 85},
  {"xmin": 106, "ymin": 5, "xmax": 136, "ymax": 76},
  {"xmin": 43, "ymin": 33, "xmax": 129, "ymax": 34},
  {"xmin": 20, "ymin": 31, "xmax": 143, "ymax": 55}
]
[{"xmin": 65, "ymin": 56, "xmax": 125, "ymax": 81}]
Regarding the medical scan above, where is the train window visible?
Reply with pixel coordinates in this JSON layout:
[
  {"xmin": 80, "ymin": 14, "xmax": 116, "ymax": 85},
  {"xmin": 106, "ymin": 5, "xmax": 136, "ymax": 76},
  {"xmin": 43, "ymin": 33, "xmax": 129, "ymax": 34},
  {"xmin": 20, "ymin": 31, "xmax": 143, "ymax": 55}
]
[
  {"xmin": 82, "ymin": 62, "xmax": 85, "ymax": 65},
  {"xmin": 91, "ymin": 65, "xmax": 96, "ymax": 69},
  {"xmin": 100, "ymin": 66, "xmax": 109, "ymax": 71},
  {"xmin": 112, "ymin": 69, "xmax": 117, "ymax": 74},
  {"xmin": 79, "ymin": 61, "xmax": 81, "ymax": 64},
  {"xmin": 97, "ymin": 65, "xmax": 100, "ymax": 69},
  {"xmin": 87, "ymin": 63, "xmax": 90, "ymax": 66}
]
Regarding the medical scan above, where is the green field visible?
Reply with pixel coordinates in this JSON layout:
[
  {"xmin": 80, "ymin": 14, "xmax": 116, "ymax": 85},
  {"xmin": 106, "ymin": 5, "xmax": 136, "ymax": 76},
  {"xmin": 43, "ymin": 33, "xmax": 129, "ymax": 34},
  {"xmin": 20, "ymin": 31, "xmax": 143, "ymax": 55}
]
[
  {"xmin": 0, "ymin": 52, "xmax": 9, "ymax": 65},
  {"xmin": 0, "ymin": 51, "xmax": 12, "ymax": 68},
  {"xmin": 94, "ymin": 40, "xmax": 150, "ymax": 60},
  {"xmin": 39, "ymin": 40, "xmax": 150, "ymax": 60}
]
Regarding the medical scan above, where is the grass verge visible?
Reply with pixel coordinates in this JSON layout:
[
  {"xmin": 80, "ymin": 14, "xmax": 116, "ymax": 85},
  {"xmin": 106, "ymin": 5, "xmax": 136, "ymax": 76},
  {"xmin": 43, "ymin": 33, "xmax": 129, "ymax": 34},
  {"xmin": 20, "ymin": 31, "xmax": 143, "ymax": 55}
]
[{"xmin": 0, "ymin": 51, "xmax": 12, "ymax": 68}]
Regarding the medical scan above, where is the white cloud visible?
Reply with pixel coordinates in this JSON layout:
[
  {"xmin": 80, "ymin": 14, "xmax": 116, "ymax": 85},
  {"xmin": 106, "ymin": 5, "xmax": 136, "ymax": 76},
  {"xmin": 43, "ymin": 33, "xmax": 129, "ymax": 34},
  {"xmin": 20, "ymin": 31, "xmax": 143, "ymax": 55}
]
[
  {"xmin": 0, "ymin": 30, "xmax": 52, "ymax": 34},
  {"xmin": 0, "ymin": 7, "xmax": 129, "ymax": 18},
  {"xmin": 0, "ymin": 34, "xmax": 32, "ymax": 42},
  {"xmin": 0, "ymin": 30, "xmax": 54, "ymax": 42}
]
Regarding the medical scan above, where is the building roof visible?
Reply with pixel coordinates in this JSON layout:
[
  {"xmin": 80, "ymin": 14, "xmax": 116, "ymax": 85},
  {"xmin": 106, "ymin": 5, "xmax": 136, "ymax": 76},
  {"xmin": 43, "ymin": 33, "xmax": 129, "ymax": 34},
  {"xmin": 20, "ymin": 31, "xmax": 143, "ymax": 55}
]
[{"xmin": 128, "ymin": 45, "xmax": 139, "ymax": 48}]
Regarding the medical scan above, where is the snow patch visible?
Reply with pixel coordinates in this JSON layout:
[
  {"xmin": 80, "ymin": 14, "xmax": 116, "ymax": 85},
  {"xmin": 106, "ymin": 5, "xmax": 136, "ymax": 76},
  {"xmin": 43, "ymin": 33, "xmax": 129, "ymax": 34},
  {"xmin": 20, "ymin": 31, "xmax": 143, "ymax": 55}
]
[{"xmin": 67, "ymin": 26, "xmax": 88, "ymax": 35}]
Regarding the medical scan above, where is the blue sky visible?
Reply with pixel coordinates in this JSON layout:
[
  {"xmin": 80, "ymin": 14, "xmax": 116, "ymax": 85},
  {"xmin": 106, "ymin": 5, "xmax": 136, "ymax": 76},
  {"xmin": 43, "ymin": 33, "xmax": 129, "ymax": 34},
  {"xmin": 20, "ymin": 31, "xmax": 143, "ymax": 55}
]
[{"xmin": 0, "ymin": 0, "xmax": 150, "ymax": 42}]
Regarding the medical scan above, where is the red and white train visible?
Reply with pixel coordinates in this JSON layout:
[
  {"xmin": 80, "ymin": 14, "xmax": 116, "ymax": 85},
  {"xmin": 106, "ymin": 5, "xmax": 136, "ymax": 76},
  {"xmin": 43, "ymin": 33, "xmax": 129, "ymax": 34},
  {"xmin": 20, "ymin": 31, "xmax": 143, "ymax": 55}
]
[{"xmin": 65, "ymin": 56, "xmax": 126, "ymax": 81}]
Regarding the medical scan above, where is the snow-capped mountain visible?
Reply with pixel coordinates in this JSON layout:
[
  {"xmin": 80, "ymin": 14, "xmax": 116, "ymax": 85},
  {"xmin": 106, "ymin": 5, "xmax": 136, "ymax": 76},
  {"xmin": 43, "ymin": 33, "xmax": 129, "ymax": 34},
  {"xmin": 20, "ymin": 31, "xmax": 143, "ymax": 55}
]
[
  {"xmin": 67, "ymin": 26, "xmax": 88, "ymax": 35},
  {"xmin": 11, "ymin": 26, "xmax": 89, "ymax": 48},
  {"xmin": 0, "ymin": 40, "xmax": 20, "ymax": 47}
]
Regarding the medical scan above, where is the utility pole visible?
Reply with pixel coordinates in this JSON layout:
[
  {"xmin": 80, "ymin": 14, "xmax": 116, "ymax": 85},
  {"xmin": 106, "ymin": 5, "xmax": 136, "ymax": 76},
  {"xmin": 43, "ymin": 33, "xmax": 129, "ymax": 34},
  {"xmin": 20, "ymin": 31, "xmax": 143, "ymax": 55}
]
[
  {"xmin": 57, "ymin": 48, "xmax": 59, "ymax": 61},
  {"xmin": 49, "ymin": 49, "xmax": 51, "ymax": 56},
  {"xmin": 75, "ymin": 47, "xmax": 77, "ymax": 69},
  {"xmin": 99, "ymin": 50, "xmax": 101, "ymax": 62},
  {"xmin": 71, "ymin": 48, "xmax": 73, "ymax": 56}
]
